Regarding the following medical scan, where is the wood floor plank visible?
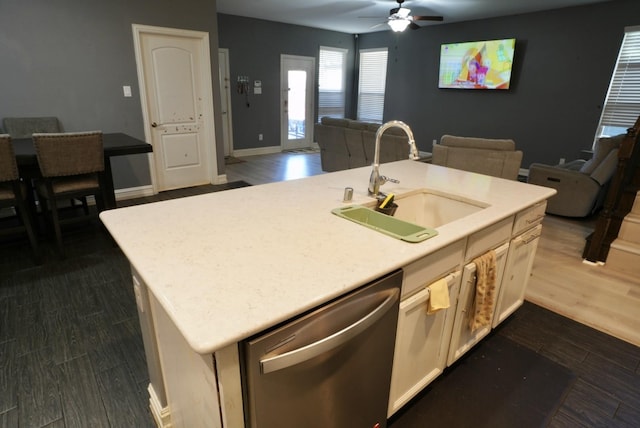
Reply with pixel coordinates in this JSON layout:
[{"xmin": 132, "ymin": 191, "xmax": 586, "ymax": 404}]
[
  {"xmin": 615, "ymin": 402, "xmax": 640, "ymax": 426},
  {"xmin": 15, "ymin": 302, "xmax": 49, "ymax": 357},
  {"xmin": 96, "ymin": 364, "xmax": 154, "ymax": 428},
  {"xmin": 95, "ymin": 280, "xmax": 138, "ymax": 325},
  {"xmin": 41, "ymin": 418, "xmax": 66, "ymax": 428},
  {"xmin": 56, "ymin": 355, "xmax": 110, "ymax": 428},
  {"xmin": 83, "ymin": 312, "xmax": 127, "ymax": 374},
  {"xmin": 17, "ymin": 347, "xmax": 62, "ymax": 428},
  {"xmin": 0, "ymin": 297, "xmax": 16, "ymax": 344},
  {"xmin": 539, "ymin": 335, "xmax": 589, "ymax": 368},
  {"xmin": 69, "ymin": 280, "xmax": 104, "ymax": 319},
  {"xmin": 0, "ymin": 340, "xmax": 17, "ymax": 413},
  {"xmin": 575, "ymin": 352, "xmax": 640, "ymax": 405},
  {"xmin": 113, "ymin": 318, "xmax": 149, "ymax": 385},
  {"xmin": 557, "ymin": 378, "xmax": 619, "ymax": 426},
  {"xmin": 45, "ymin": 308, "xmax": 86, "ymax": 365},
  {"xmin": 0, "ymin": 407, "xmax": 18, "ymax": 428}
]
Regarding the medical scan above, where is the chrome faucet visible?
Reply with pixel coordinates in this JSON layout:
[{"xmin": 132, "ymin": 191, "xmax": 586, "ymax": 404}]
[{"xmin": 368, "ymin": 120, "xmax": 420, "ymax": 197}]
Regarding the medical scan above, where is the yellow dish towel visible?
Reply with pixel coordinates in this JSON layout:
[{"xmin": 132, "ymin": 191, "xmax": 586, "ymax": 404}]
[
  {"xmin": 427, "ymin": 277, "xmax": 450, "ymax": 315},
  {"xmin": 469, "ymin": 249, "xmax": 497, "ymax": 332}
]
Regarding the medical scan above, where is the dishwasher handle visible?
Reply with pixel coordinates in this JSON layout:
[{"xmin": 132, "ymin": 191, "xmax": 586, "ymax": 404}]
[{"xmin": 260, "ymin": 288, "xmax": 399, "ymax": 374}]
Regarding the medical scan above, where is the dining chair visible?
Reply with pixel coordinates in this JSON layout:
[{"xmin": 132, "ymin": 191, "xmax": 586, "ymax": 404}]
[
  {"xmin": 1, "ymin": 116, "xmax": 88, "ymax": 211},
  {"xmin": 32, "ymin": 131, "xmax": 107, "ymax": 256},
  {"xmin": 2, "ymin": 116, "xmax": 61, "ymax": 139},
  {"xmin": 0, "ymin": 134, "xmax": 40, "ymax": 263}
]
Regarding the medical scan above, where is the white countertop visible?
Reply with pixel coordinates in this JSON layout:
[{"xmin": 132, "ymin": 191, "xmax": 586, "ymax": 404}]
[{"xmin": 100, "ymin": 161, "xmax": 555, "ymax": 354}]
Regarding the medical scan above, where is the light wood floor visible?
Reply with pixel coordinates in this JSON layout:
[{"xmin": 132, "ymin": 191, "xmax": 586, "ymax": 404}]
[
  {"xmin": 225, "ymin": 150, "xmax": 324, "ymax": 185},
  {"xmin": 227, "ymin": 151, "xmax": 640, "ymax": 347},
  {"xmin": 527, "ymin": 214, "xmax": 640, "ymax": 347}
]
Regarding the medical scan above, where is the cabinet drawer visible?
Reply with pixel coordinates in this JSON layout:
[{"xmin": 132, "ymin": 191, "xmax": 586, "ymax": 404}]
[
  {"xmin": 465, "ymin": 216, "xmax": 513, "ymax": 262},
  {"xmin": 402, "ymin": 239, "xmax": 465, "ymax": 299},
  {"xmin": 513, "ymin": 201, "xmax": 546, "ymax": 235}
]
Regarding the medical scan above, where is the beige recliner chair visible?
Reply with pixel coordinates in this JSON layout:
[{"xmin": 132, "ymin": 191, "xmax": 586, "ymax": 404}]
[
  {"xmin": 432, "ymin": 134, "xmax": 523, "ymax": 180},
  {"xmin": 527, "ymin": 134, "xmax": 624, "ymax": 217}
]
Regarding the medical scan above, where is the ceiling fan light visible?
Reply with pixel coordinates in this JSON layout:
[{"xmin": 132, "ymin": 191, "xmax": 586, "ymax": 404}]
[{"xmin": 388, "ymin": 19, "xmax": 410, "ymax": 32}]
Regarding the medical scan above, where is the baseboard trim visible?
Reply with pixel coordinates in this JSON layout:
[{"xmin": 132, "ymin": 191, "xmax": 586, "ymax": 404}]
[
  {"xmin": 148, "ymin": 383, "xmax": 172, "ymax": 427},
  {"xmin": 115, "ymin": 185, "xmax": 155, "ymax": 201},
  {"xmin": 232, "ymin": 146, "xmax": 281, "ymax": 157},
  {"xmin": 213, "ymin": 174, "xmax": 228, "ymax": 185}
]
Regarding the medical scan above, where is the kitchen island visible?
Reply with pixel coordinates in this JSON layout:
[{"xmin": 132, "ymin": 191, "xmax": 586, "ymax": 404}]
[{"xmin": 100, "ymin": 160, "xmax": 556, "ymax": 427}]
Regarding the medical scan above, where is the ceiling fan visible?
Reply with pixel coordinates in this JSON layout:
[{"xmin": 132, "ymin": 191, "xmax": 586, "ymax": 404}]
[{"xmin": 373, "ymin": 0, "xmax": 444, "ymax": 32}]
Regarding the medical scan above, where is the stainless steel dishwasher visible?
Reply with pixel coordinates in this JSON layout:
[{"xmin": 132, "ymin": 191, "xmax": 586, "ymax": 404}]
[{"xmin": 241, "ymin": 269, "xmax": 402, "ymax": 428}]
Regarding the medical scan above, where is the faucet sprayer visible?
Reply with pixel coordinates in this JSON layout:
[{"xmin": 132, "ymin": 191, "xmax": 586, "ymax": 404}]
[{"xmin": 368, "ymin": 120, "xmax": 420, "ymax": 197}]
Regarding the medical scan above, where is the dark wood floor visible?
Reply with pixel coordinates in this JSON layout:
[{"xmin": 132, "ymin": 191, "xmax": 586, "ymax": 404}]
[{"xmin": 1, "ymin": 182, "xmax": 639, "ymax": 427}]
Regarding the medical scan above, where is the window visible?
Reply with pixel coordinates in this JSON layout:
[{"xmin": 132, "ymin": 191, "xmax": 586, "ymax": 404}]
[
  {"xmin": 357, "ymin": 48, "xmax": 388, "ymax": 123},
  {"xmin": 318, "ymin": 46, "xmax": 347, "ymax": 120},
  {"xmin": 596, "ymin": 26, "xmax": 640, "ymax": 139}
]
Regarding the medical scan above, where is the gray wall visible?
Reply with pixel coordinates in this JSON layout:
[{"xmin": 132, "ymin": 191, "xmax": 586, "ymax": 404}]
[
  {"xmin": 0, "ymin": 0, "xmax": 224, "ymax": 189},
  {"xmin": 358, "ymin": 0, "xmax": 640, "ymax": 167},
  {"xmin": 2, "ymin": 0, "xmax": 638, "ymax": 191},
  {"xmin": 218, "ymin": 0, "xmax": 640, "ymax": 168},
  {"xmin": 217, "ymin": 14, "xmax": 355, "ymax": 150}
]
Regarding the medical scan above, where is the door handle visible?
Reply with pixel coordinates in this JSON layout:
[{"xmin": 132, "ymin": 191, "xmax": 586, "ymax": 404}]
[
  {"xmin": 260, "ymin": 288, "xmax": 399, "ymax": 374},
  {"xmin": 151, "ymin": 122, "xmax": 158, "ymax": 128}
]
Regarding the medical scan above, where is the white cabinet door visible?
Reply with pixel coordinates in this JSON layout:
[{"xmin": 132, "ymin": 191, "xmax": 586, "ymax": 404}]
[
  {"xmin": 388, "ymin": 271, "xmax": 461, "ymax": 417},
  {"xmin": 492, "ymin": 224, "xmax": 542, "ymax": 327},
  {"xmin": 447, "ymin": 242, "xmax": 509, "ymax": 367}
]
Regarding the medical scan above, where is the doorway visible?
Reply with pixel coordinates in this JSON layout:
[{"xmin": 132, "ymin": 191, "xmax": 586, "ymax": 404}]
[
  {"xmin": 280, "ymin": 55, "xmax": 315, "ymax": 151},
  {"xmin": 133, "ymin": 24, "xmax": 218, "ymax": 192},
  {"xmin": 218, "ymin": 48, "xmax": 234, "ymax": 157}
]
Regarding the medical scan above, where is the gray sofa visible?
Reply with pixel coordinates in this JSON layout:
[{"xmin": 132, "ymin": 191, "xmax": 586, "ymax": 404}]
[
  {"xmin": 432, "ymin": 134, "xmax": 523, "ymax": 180},
  {"xmin": 527, "ymin": 134, "xmax": 623, "ymax": 217},
  {"xmin": 314, "ymin": 117, "xmax": 411, "ymax": 172}
]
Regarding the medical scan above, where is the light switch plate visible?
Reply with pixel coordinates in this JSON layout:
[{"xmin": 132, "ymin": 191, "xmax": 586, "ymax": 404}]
[{"xmin": 123, "ymin": 85, "xmax": 132, "ymax": 97}]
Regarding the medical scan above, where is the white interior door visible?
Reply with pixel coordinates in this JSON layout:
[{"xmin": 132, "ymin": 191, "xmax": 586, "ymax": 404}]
[
  {"xmin": 218, "ymin": 48, "xmax": 233, "ymax": 157},
  {"xmin": 133, "ymin": 24, "xmax": 217, "ymax": 192},
  {"xmin": 280, "ymin": 55, "xmax": 315, "ymax": 151}
]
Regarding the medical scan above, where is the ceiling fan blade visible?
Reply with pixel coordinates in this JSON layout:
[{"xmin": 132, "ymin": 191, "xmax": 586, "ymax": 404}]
[
  {"xmin": 413, "ymin": 15, "xmax": 444, "ymax": 22},
  {"xmin": 397, "ymin": 7, "xmax": 411, "ymax": 18},
  {"xmin": 408, "ymin": 22, "xmax": 420, "ymax": 30},
  {"xmin": 369, "ymin": 22, "xmax": 388, "ymax": 30}
]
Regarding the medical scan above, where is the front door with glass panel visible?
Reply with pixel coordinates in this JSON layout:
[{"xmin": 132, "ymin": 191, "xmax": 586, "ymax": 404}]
[{"xmin": 280, "ymin": 55, "xmax": 315, "ymax": 150}]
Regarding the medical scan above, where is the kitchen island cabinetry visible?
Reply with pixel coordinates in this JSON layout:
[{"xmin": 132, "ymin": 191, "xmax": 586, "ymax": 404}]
[
  {"xmin": 447, "ymin": 241, "xmax": 510, "ymax": 366},
  {"xmin": 387, "ymin": 240, "xmax": 464, "ymax": 416},
  {"xmin": 493, "ymin": 201, "xmax": 546, "ymax": 327},
  {"xmin": 100, "ymin": 160, "xmax": 555, "ymax": 427},
  {"xmin": 446, "ymin": 215, "xmax": 512, "ymax": 366}
]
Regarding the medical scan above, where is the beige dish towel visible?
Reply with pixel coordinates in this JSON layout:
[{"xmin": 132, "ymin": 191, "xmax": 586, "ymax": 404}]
[
  {"xmin": 427, "ymin": 277, "xmax": 450, "ymax": 315},
  {"xmin": 469, "ymin": 249, "xmax": 497, "ymax": 332}
]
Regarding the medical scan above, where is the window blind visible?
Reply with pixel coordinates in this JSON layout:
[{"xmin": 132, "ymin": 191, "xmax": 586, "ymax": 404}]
[
  {"xmin": 318, "ymin": 46, "xmax": 347, "ymax": 120},
  {"xmin": 357, "ymin": 48, "xmax": 388, "ymax": 123},
  {"xmin": 599, "ymin": 26, "xmax": 640, "ymax": 132}
]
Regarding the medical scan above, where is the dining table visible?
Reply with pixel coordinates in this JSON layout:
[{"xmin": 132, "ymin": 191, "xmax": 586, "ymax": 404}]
[{"xmin": 12, "ymin": 132, "xmax": 153, "ymax": 210}]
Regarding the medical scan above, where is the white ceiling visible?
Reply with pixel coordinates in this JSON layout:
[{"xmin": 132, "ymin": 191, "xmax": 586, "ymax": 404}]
[{"xmin": 216, "ymin": 0, "xmax": 613, "ymax": 34}]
